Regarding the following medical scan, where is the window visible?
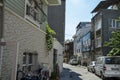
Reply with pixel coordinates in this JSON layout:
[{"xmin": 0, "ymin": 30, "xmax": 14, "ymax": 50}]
[
  {"xmin": 28, "ymin": 66, "xmax": 32, "ymax": 71},
  {"xmin": 95, "ymin": 37, "xmax": 101, "ymax": 48},
  {"xmin": 28, "ymin": 54, "xmax": 33, "ymax": 64},
  {"xmin": 23, "ymin": 53, "xmax": 33, "ymax": 65},
  {"xmin": 82, "ymin": 33, "xmax": 91, "ymax": 51},
  {"xmin": 112, "ymin": 19, "xmax": 116, "ymax": 28},
  {"xmin": 23, "ymin": 53, "xmax": 27, "ymax": 64},
  {"xmin": 95, "ymin": 18, "xmax": 102, "ymax": 31},
  {"xmin": 105, "ymin": 57, "xmax": 120, "ymax": 64},
  {"xmin": 111, "ymin": 19, "xmax": 120, "ymax": 28},
  {"xmin": 116, "ymin": 20, "xmax": 120, "ymax": 28},
  {"xmin": 22, "ymin": 66, "xmax": 27, "ymax": 72},
  {"xmin": 25, "ymin": 0, "xmax": 41, "ymax": 26},
  {"xmin": 26, "ymin": 5, "xmax": 30, "ymax": 15}
]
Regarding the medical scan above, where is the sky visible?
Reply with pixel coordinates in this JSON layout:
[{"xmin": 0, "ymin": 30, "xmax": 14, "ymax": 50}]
[{"xmin": 65, "ymin": 0, "xmax": 101, "ymax": 40}]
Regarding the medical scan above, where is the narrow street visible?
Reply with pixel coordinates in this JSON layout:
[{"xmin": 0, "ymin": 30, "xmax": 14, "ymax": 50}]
[{"xmin": 60, "ymin": 63, "xmax": 101, "ymax": 80}]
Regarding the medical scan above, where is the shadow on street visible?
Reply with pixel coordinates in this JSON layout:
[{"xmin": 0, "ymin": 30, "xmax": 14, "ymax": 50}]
[
  {"xmin": 70, "ymin": 71, "xmax": 82, "ymax": 80},
  {"xmin": 61, "ymin": 68, "xmax": 83, "ymax": 80}
]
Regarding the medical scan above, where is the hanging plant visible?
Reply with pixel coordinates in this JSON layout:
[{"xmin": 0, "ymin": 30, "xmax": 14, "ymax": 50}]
[{"xmin": 46, "ymin": 23, "xmax": 56, "ymax": 51}]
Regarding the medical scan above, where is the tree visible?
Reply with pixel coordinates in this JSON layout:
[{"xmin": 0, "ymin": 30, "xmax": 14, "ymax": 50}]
[
  {"xmin": 46, "ymin": 23, "xmax": 56, "ymax": 51},
  {"xmin": 104, "ymin": 31, "xmax": 120, "ymax": 56}
]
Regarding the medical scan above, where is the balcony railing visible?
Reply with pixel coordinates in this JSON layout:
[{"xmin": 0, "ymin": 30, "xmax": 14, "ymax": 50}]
[{"xmin": 25, "ymin": 0, "xmax": 47, "ymax": 31}]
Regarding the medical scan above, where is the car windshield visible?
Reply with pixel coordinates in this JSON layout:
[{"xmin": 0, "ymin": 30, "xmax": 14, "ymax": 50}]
[{"xmin": 105, "ymin": 57, "xmax": 120, "ymax": 64}]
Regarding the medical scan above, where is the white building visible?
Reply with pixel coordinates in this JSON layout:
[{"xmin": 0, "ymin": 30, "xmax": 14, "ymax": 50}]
[
  {"xmin": 49, "ymin": 38, "xmax": 63, "ymax": 76},
  {"xmin": 0, "ymin": 0, "xmax": 61, "ymax": 80}
]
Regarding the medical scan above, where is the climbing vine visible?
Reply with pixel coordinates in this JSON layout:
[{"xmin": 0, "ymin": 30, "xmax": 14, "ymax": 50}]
[{"xmin": 46, "ymin": 23, "xmax": 56, "ymax": 51}]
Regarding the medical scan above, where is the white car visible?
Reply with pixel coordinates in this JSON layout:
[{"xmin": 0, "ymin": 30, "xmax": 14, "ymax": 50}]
[
  {"xmin": 95, "ymin": 56, "xmax": 120, "ymax": 80},
  {"xmin": 69, "ymin": 59, "xmax": 78, "ymax": 65},
  {"xmin": 87, "ymin": 61, "xmax": 96, "ymax": 73}
]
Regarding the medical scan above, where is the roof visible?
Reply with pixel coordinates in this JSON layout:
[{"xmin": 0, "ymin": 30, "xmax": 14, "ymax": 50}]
[
  {"xmin": 92, "ymin": 0, "xmax": 120, "ymax": 13},
  {"xmin": 76, "ymin": 22, "xmax": 91, "ymax": 29}
]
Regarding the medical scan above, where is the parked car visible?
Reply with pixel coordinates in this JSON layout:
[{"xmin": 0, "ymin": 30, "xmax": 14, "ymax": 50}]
[
  {"xmin": 94, "ymin": 56, "xmax": 120, "ymax": 80},
  {"xmin": 69, "ymin": 59, "xmax": 78, "ymax": 65},
  {"xmin": 87, "ymin": 61, "xmax": 96, "ymax": 73}
]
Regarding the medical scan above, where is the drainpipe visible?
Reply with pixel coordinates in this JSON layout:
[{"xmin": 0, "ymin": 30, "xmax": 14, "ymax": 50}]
[
  {"xmin": 0, "ymin": 0, "xmax": 4, "ymax": 39},
  {"xmin": 0, "ymin": 0, "xmax": 4, "ymax": 79}
]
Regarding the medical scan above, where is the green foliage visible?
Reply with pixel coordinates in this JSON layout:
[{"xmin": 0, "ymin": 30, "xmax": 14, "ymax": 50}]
[
  {"xmin": 104, "ymin": 31, "xmax": 120, "ymax": 56},
  {"xmin": 46, "ymin": 23, "xmax": 56, "ymax": 51}
]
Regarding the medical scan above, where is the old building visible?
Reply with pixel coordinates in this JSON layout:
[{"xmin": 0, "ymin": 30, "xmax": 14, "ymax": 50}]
[
  {"xmin": 64, "ymin": 40, "xmax": 74, "ymax": 63},
  {"xmin": 82, "ymin": 31, "xmax": 92, "ymax": 66},
  {"xmin": 91, "ymin": 0, "xmax": 120, "ymax": 59},
  {"xmin": 0, "ymin": 0, "xmax": 61, "ymax": 80},
  {"xmin": 49, "ymin": 38, "xmax": 63, "ymax": 74},
  {"xmin": 73, "ymin": 22, "xmax": 91, "ymax": 65}
]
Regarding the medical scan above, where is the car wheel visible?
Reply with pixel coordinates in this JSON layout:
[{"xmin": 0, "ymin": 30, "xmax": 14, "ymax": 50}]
[
  {"xmin": 93, "ymin": 68, "xmax": 95, "ymax": 73},
  {"xmin": 101, "ymin": 72, "xmax": 106, "ymax": 80},
  {"xmin": 94, "ymin": 70, "xmax": 97, "ymax": 75},
  {"xmin": 87, "ymin": 68, "xmax": 89, "ymax": 72}
]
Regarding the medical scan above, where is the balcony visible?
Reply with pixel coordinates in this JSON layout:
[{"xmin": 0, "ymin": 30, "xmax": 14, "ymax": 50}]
[
  {"xmin": 95, "ymin": 18, "xmax": 102, "ymax": 31},
  {"xmin": 96, "ymin": 29, "xmax": 101, "ymax": 37},
  {"xmin": 44, "ymin": 0, "xmax": 61, "ymax": 6},
  {"xmin": 95, "ymin": 37, "xmax": 102, "ymax": 48}
]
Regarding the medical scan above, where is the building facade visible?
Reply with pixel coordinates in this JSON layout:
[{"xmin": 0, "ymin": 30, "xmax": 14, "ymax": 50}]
[
  {"xmin": 49, "ymin": 38, "xmax": 63, "ymax": 74},
  {"xmin": 82, "ymin": 31, "xmax": 92, "ymax": 65},
  {"xmin": 73, "ymin": 22, "xmax": 91, "ymax": 65},
  {"xmin": 47, "ymin": 0, "xmax": 66, "ymax": 45},
  {"xmin": 64, "ymin": 40, "xmax": 74, "ymax": 63},
  {"xmin": 0, "ymin": 0, "xmax": 61, "ymax": 80},
  {"xmin": 91, "ymin": 0, "xmax": 120, "ymax": 59},
  {"xmin": 47, "ymin": 0, "xmax": 65, "ymax": 74}
]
